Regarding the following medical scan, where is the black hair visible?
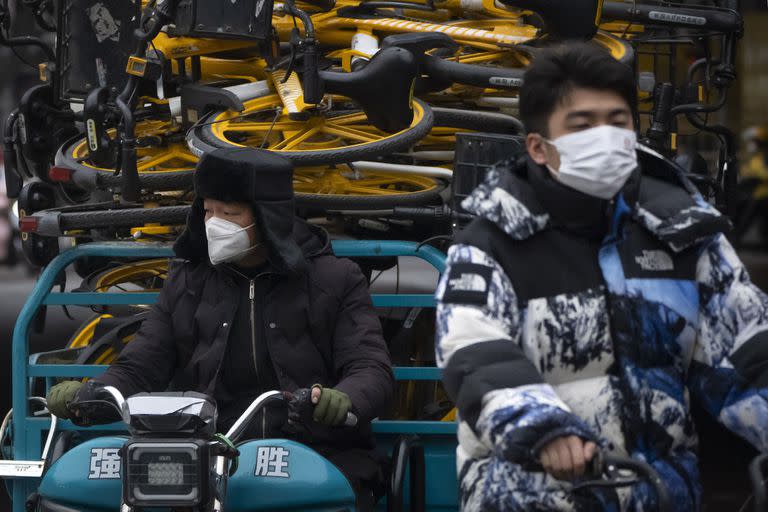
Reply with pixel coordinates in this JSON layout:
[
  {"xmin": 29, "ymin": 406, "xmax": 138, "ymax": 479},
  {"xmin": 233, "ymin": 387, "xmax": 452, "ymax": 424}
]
[{"xmin": 519, "ymin": 42, "xmax": 637, "ymax": 136}]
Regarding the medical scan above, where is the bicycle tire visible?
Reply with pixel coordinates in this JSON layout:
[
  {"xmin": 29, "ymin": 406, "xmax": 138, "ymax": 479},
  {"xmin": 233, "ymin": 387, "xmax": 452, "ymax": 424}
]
[
  {"xmin": 295, "ymin": 177, "xmax": 448, "ymax": 210},
  {"xmin": 56, "ymin": 136, "xmax": 196, "ymax": 192},
  {"xmin": 80, "ymin": 258, "xmax": 169, "ymax": 293},
  {"xmin": 432, "ymin": 107, "xmax": 523, "ymax": 134},
  {"xmin": 187, "ymin": 98, "xmax": 434, "ymax": 166},
  {"xmin": 58, "ymin": 205, "xmax": 190, "ymax": 231}
]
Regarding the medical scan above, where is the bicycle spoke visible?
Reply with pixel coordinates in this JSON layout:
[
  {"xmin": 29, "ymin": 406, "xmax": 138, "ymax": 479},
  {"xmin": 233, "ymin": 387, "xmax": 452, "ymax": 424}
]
[
  {"xmin": 328, "ymin": 112, "xmax": 369, "ymax": 125},
  {"xmin": 227, "ymin": 120, "xmax": 306, "ymax": 132},
  {"xmin": 322, "ymin": 123, "xmax": 381, "ymax": 142},
  {"xmin": 272, "ymin": 125, "xmax": 322, "ymax": 150},
  {"xmin": 344, "ymin": 185, "xmax": 403, "ymax": 195}
]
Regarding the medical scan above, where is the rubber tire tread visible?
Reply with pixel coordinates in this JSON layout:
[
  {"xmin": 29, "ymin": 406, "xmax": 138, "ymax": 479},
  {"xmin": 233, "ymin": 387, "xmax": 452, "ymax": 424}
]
[
  {"xmin": 294, "ymin": 178, "xmax": 448, "ymax": 210},
  {"xmin": 432, "ymin": 107, "xmax": 524, "ymax": 134},
  {"xmin": 97, "ymin": 171, "xmax": 194, "ymax": 191},
  {"xmin": 59, "ymin": 205, "xmax": 190, "ymax": 230},
  {"xmin": 187, "ymin": 99, "xmax": 434, "ymax": 166},
  {"xmin": 57, "ymin": 137, "xmax": 195, "ymax": 192}
]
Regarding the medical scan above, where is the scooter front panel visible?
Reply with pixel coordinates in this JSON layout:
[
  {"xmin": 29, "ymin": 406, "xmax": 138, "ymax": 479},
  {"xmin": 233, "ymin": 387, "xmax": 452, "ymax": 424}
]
[
  {"xmin": 37, "ymin": 436, "xmax": 127, "ymax": 511},
  {"xmin": 227, "ymin": 439, "xmax": 357, "ymax": 511}
]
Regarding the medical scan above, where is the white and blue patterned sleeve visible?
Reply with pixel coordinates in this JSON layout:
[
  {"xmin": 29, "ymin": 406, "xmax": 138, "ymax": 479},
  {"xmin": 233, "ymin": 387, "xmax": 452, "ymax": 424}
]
[
  {"xmin": 691, "ymin": 234, "xmax": 768, "ymax": 450},
  {"xmin": 436, "ymin": 243, "xmax": 596, "ymax": 464}
]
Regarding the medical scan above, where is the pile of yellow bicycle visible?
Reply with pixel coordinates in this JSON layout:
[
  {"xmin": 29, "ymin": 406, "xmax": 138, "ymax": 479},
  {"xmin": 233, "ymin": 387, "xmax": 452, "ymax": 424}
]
[{"xmin": 5, "ymin": 0, "xmax": 742, "ymax": 246}]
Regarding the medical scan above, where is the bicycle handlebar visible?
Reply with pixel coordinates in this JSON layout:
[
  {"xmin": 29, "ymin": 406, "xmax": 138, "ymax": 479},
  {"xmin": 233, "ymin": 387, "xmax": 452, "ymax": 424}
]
[
  {"xmin": 381, "ymin": 33, "xmax": 527, "ymax": 91},
  {"xmin": 750, "ymin": 453, "xmax": 768, "ymax": 512},
  {"xmin": 423, "ymin": 54, "xmax": 524, "ymax": 90},
  {"xmin": 601, "ymin": 1, "xmax": 742, "ymax": 34},
  {"xmin": 525, "ymin": 451, "xmax": 672, "ymax": 512},
  {"xmin": 589, "ymin": 453, "xmax": 672, "ymax": 512}
]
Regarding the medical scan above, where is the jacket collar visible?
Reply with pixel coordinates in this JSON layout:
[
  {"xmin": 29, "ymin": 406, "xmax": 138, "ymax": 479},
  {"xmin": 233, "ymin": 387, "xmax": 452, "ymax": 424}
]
[
  {"xmin": 631, "ymin": 145, "xmax": 732, "ymax": 252},
  {"xmin": 632, "ymin": 194, "xmax": 730, "ymax": 252},
  {"xmin": 460, "ymin": 156, "xmax": 550, "ymax": 241},
  {"xmin": 460, "ymin": 155, "xmax": 616, "ymax": 240},
  {"xmin": 461, "ymin": 147, "xmax": 730, "ymax": 251}
]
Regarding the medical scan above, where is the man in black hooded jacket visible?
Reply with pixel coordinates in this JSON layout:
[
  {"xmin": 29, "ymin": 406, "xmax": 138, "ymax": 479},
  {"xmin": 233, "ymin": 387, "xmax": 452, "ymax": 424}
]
[{"xmin": 47, "ymin": 148, "xmax": 395, "ymax": 508}]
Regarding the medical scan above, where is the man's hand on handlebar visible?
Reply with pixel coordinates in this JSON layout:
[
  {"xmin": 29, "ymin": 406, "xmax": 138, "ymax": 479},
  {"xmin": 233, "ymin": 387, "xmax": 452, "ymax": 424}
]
[
  {"xmin": 538, "ymin": 435, "xmax": 597, "ymax": 481},
  {"xmin": 46, "ymin": 380, "xmax": 83, "ymax": 419},
  {"xmin": 310, "ymin": 385, "xmax": 352, "ymax": 426},
  {"xmin": 286, "ymin": 386, "xmax": 356, "ymax": 429},
  {"xmin": 47, "ymin": 381, "xmax": 121, "ymax": 425}
]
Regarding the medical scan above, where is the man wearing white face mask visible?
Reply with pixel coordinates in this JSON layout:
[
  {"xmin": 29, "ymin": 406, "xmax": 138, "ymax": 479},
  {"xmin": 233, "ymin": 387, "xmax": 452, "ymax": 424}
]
[
  {"xmin": 437, "ymin": 43, "xmax": 768, "ymax": 511},
  {"xmin": 47, "ymin": 148, "xmax": 394, "ymax": 509}
]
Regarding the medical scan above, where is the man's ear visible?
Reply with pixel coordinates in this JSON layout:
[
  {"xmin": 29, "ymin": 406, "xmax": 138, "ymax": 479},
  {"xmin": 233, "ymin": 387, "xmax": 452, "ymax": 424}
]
[{"xmin": 526, "ymin": 133, "xmax": 549, "ymax": 166}]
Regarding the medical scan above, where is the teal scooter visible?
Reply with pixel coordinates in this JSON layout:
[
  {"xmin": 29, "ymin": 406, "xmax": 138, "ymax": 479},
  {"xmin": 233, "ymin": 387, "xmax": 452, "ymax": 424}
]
[{"xmin": 28, "ymin": 386, "xmax": 360, "ymax": 511}]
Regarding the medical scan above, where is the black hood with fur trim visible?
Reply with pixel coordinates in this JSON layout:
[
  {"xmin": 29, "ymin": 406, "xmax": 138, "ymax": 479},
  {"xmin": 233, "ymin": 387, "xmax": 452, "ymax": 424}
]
[{"xmin": 173, "ymin": 148, "xmax": 312, "ymax": 273}]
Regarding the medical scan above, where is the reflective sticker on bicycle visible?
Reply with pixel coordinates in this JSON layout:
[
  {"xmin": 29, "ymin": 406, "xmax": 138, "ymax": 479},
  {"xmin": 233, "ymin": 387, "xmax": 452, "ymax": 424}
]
[
  {"xmin": 170, "ymin": 46, "xmax": 199, "ymax": 57},
  {"xmin": 272, "ymin": 70, "xmax": 304, "ymax": 112},
  {"xmin": 254, "ymin": 0, "xmax": 267, "ymax": 17},
  {"xmin": 649, "ymin": 11, "xmax": 706, "ymax": 26},
  {"xmin": 460, "ymin": 0, "xmax": 483, "ymax": 12},
  {"xmin": 254, "ymin": 446, "xmax": 290, "ymax": 478},
  {"xmin": 86, "ymin": 3, "xmax": 121, "ymax": 43},
  {"xmin": 88, "ymin": 448, "xmax": 121, "ymax": 479},
  {"xmin": 87, "ymin": 119, "xmax": 99, "ymax": 151},
  {"xmin": 17, "ymin": 114, "xmax": 27, "ymax": 144},
  {"xmin": 490, "ymin": 77, "xmax": 523, "ymax": 88}
]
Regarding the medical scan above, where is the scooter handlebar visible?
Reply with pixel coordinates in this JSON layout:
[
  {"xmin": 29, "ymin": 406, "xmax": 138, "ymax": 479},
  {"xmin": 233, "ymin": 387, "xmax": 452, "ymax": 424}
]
[
  {"xmin": 529, "ymin": 450, "xmax": 672, "ymax": 512},
  {"xmin": 344, "ymin": 411, "xmax": 358, "ymax": 427}
]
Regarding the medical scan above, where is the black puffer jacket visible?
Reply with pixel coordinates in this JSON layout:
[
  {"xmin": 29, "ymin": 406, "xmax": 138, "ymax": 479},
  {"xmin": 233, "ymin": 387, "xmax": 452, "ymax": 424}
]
[{"xmin": 94, "ymin": 148, "xmax": 394, "ymax": 485}]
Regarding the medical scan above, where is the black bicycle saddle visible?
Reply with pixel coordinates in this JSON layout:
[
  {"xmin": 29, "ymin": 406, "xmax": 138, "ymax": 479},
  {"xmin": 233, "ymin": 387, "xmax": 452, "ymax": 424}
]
[
  {"xmin": 322, "ymin": 46, "xmax": 418, "ymax": 133},
  {"xmin": 498, "ymin": 0, "xmax": 601, "ymax": 40}
]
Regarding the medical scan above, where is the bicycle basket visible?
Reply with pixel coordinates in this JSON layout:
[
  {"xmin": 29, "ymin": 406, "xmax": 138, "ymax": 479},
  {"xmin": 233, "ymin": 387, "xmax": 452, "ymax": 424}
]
[
  {"xmin": 55, "ymin": 0, "xmax": 141, "ymax": 102},
  {"xmin": 453, "ymin": 132, "xmax": 525, "ymax": 219},
  {"xmin": 170, "ymin": 0, "xmax": 274, "ymax": 41}
]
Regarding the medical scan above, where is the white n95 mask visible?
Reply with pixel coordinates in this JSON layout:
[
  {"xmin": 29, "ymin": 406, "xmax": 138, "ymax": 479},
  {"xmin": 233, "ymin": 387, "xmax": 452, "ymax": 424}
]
[
  {"xmin": 546, "ymin": 125, "xmax": 638, "ymax": 200},
  {"xmin": 205, "ymin": 216, "xmax": 258, "ymax": 265}
]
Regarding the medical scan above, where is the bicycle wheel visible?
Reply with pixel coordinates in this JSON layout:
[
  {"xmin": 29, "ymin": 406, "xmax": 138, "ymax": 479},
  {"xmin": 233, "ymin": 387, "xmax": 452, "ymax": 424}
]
[
  {"xmin": 65, "ymin": 313, "xmax": 145, "ymax": 367},
  {"xmin": 56, "ymin": 205, "xmax": 190, "ymax": 232},
  {"xmin": 56, "ymin": 120, "xmax": 198, "ymax": 192},
  {"xmin": 393, "ymin": 107, "xmax": 523, "ymax": 163},
  {"xmin": 433, "ymin": 107, "xmax": 523, "ymax": 133},
  {"xmin": 186, "ymin": 94, "xmax": 434, "ymax": 166},
  {"xmin": 294, "ymin": 165, "xmax": 447, "ymax": 209},
  {"xmin": 81, "ymin": 258, "xmax": 169, "ymax": 293}
]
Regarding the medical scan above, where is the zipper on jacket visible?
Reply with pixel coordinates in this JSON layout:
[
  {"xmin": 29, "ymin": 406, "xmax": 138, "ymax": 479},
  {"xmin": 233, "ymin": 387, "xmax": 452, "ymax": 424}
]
[{"xmin": 249, "ymin": 279, "xmax": 259, "ymax": 380}]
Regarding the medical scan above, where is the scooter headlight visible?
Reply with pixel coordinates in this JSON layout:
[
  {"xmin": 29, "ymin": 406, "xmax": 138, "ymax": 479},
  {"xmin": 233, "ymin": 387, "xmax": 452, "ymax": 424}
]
[{"xmin": 124, "ymin": 440, "xmax": 209, "ymax": 507}]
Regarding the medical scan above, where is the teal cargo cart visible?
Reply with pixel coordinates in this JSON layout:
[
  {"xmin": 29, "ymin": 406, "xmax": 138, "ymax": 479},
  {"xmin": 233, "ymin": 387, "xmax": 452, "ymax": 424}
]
[{"xmin": 2, "ymin": 240, "xmax": 458, "ymax": 511}]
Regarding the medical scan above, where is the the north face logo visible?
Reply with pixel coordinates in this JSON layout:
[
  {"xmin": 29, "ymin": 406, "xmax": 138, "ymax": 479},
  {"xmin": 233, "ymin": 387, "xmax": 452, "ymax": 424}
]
[
  {"xmin": 442, "ymin": 263, "xmax": 492, "ymax": 305},
  {"xmin": 635, "ymin": 250, "xmax": 674, "ymax": 271},
  {"xmin": 448, "ymin": 273, "xmax": 487, "ymax": 293}
]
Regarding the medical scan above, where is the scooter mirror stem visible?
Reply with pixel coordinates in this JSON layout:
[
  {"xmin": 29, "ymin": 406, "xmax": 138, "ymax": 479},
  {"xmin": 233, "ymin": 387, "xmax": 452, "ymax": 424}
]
[
  {"xmin": 225, "ymin": 390, "xmax": 284, "ymax": 443},
  {"xmin": 99, "ymin": 386, "xmax": 129, "ymax": 423}
]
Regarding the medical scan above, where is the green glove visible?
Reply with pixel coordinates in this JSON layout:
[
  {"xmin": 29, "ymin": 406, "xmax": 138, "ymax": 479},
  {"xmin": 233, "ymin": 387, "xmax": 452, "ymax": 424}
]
[
  {"xmin": 46, "ymin": 381, "xmax": 83, "ymax": 419},
  {"xmin": 311, "ymin": 384, "xmax": 352, "ymax": 426}
]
